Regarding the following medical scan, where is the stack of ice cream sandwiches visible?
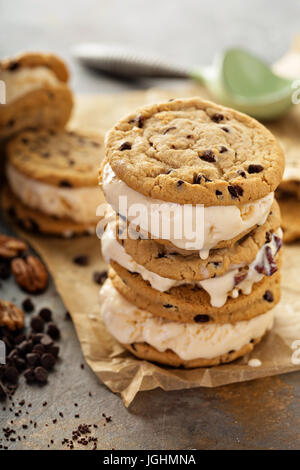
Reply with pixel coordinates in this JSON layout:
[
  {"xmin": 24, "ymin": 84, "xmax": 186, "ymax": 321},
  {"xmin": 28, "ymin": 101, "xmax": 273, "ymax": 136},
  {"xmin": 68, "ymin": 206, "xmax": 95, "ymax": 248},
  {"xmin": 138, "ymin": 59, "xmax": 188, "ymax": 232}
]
[
  {"xmin": 2, "ymin": 128, "xmax": 105, "ymax": 236},
  {"xmin": 99, "ymin": 97, "xmax": 285, "ymax": 368},
  {"xmin": 0, "ymin": 52, "xmax": 73, "ymax": 140},
  {"xmin": 0, "ymin": 52, "xmax": 105, "ymax": 236},
  {"xmin": 277, "ymin": 161, "xmax": 300, "ymax": 243}
]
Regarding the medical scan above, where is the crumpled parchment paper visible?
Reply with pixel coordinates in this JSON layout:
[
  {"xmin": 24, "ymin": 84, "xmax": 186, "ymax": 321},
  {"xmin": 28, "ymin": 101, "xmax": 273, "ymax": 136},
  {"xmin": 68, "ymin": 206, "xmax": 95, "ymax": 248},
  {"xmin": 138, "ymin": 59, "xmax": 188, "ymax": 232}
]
[{"xmin": 12, "ymin": 37, "xmax": 300, "ymax": 407}]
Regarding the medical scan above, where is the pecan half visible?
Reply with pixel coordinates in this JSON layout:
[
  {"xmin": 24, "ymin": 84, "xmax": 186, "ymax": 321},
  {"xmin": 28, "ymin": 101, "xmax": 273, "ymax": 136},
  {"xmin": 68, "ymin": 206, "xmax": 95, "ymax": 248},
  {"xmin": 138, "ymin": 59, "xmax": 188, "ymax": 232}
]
[
  {"xmin": 0, "ymin": 300, "xmax": 24, "ymax": 330},
  {"xmin": 234, "ymin": 269, "xmax": 248, "ymax": 286},
  {"xmin": 11, "ymin": 256, "xmax": 48, "ymax": 293},
  {"xmin": 0, "ymin": 235, "xmax": 27, "ymax": 259}
]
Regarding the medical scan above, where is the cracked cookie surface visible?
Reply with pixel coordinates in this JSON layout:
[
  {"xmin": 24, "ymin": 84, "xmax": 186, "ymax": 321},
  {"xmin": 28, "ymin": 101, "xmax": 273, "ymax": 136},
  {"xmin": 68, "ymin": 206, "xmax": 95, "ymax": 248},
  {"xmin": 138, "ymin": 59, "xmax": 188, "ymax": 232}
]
[
  {"xmin": 105, "ymin": 97, "xmax": 284, "ymax": 206},
  {"xmin": 7, "ymin": 129, "xmax": 105, "ymax": 187}
]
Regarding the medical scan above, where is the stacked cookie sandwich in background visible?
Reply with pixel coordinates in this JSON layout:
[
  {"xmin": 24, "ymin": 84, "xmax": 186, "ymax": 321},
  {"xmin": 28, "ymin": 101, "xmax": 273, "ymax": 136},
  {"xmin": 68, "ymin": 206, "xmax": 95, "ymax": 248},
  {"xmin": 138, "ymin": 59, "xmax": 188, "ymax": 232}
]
[
  {"xmin": 2, "ymin": 129, "xmax": 106, "ymax": 236},
  {"xmin": 0, "ymin": 52, "xmax": 106, "ymax": 236},
  {"xmin": 0, "ymin": 52, "xmax": 73, "ymax": 140},
  {"xmin": 99, "ymin": 97, "xmax": 285, "ymax": 368},
  {"xmin": 276, "ymin": 162, "xmax": 300, "ymax": 243}
]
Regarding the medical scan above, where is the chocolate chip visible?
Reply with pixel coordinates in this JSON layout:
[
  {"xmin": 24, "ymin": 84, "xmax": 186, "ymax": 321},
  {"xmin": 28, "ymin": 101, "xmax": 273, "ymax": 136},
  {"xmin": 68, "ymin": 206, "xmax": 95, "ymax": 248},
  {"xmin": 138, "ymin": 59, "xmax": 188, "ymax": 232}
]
[
  {"xmin": 39, "ymin": 308, "xmax": 52, "ymax": 322},
  {"xmin": 119, "ymin": 142, "xmax": 131, "ymax": 151},
  {"xmin": 163, "ymin": 126, "xmax": 176, "ymax": 135},
  {"xmin": 24, "ymin": 368, "xmax": 35, "ymax": 384},
  {"xmin": 48, "ymin": 345, "xmax": 59, "ymax": 358},
  {"xmin": 193, "ymin": 174, "xmax": 202, "ymax": 184},
  {"xmin": 221, "ymin": 127, "xmax": 229, "ymax": 133},
  {"xmin": 211, "ymin": 113, "xmax": 224, "ymax": 123},
  {"xmin": 7, "ymin": 349, "xmax": 18, "ymax": 362},
  {"xmin": 65, "ymin": 311, "xmax": 71, "ymax": 321},
  {"xmin": 40, "ymin": 335, "xmax": 54, "ymax": 348},
  {"xmin": 7, "ymin": 118, "xmax": 15, "ymax": 128},
  {"xmin": 216, "ymin": 190, "xmax": 222, "ymax": 196},
  {"xmin": 237, "ymin": 170, "xmax": 247, "ymax": 178},
  {"xmin": 26, "ymin": 353, "xmax": 40, "ymax": 367},
  {"xmin": 194, "ymin": 314, "xmax": 210, "ymax": 323},
  {"xmin": 228, "ymin": 185, "xmax": 244, "ymax": 199},
  {"xmin": 176, "ymin": 180, "xmax": 184, "ymax": 187},
  {"xmin": 129, "ymin": 115, "xmax": 144, "ymax": 128},
  {"xmin": 4, "ymin": 366, "xmax": 19, "ymax": 384},
  {"xmin": 163, "ymin": 304, "xmax": 174, "ymax": 309},
  {"xmin": 73, "ymin": 255, "xmax": 89, "ymax": 266},
  {"xmin": 32, "ymin": 344, "xmax": 45, "ymax": 355},
  {"xmin": 32, "ymin": 333, "xmax": 44, "ymax": 345},
  {"xmin": 40, "ymin": 353, "xmax": 55, "ymax": 371},
  {"xmin": 136, "ymin": 115, "xmax": 144, "ymax": 128},
  {"xmin": 16, "ymin": 334, "xmax": 26, "ymax": 346},
  {"xmin": 274, "ymin": 235, "xmax": 283, "ymax": 254},
  {"xmin": 265, "ymin": 231, "xmax": 272, "ymax": 243},
  {"xmin": 8, "ymin": 206, "xmax": 16, "ymax": 218},
  {"xmin": 0, "ymin": 261, "xmax": 11, "ymax": 280},
  {"xmin": 219, "ymin": 146, "xmax": 228, "ymax": 153},
  {"xmin": 15, "ymin": 358, "xmax": 26, "ymax": 372},
  {"xmin": 200, "ymin": 150, "xmax": 216, "ymax": 163},
  {"xmin": 30, "ymin": 316, "xmax": 44, "ymax": 333},
  {"xmin": 91, "ymin": 140, "xmax": 101, "ymax": 148},
  {"xmin": 17, "ymin": 340, "xmax": 32, "ymax": 356},
  {"xmin": 8, "ymin": 61, "xmax": 20, "ymax": 71},
  {"xmin": 34, "ymin": 366, "xmax": 48, "ymax": 384},
  {"xmin": 0, "ymin": 381, "xmax": 7, "ymax": 400},
  {"xmin": 59, "ymin": 180, "xmax": 72, "ymax": 188},
  {"xmin": 248, "ymin": 164, "xmax": 264, "ymax": 174},
  {"xmin": 47, "ymin": 323, "xmax": 60, "ymax": 340},
  {"xmin": 22, "ymin": 298, "xmax": 34, "ymax": 313},
  {"xmin": 93, "ymin": 270, "xmax": 107, "ymax": 285},
  {"xmin": 263, "ymin": 290, "xmax": 274, "ymax": 302},
  {"xmin": 166, "ymin": 169, "xmax": 173, "ymax": 174}
]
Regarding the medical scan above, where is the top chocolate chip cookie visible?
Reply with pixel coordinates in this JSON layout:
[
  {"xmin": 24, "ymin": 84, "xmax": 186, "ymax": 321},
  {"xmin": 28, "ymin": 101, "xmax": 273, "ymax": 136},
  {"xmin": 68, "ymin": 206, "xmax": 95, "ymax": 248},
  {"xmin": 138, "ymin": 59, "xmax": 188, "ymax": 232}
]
[{"xmin": 105, "ymin": 98, "xmax": 284, "ymax": 205}]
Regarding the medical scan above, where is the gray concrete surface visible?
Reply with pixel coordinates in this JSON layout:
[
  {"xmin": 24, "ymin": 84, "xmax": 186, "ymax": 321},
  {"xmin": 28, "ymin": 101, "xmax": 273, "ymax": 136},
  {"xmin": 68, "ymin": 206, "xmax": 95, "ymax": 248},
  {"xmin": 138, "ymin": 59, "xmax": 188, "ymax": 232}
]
[{"xmin": 1, "ymin": 0, "xmax": 300, "ymax": 450}]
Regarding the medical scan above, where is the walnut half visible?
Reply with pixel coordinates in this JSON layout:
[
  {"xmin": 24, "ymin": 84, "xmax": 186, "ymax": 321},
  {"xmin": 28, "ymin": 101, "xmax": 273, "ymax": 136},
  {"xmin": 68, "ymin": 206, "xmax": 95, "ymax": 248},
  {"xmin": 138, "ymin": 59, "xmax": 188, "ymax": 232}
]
[
  {"xmin": 0, "ymin": 235, "xmax": 27, "ymax": 259},
  {"xmin": 11, "ymin": 256, "xmax": 48, "ymax": 293},
  {"xmin": 0, "ymin": 300, "xmax": 24, "ymax": 330}
]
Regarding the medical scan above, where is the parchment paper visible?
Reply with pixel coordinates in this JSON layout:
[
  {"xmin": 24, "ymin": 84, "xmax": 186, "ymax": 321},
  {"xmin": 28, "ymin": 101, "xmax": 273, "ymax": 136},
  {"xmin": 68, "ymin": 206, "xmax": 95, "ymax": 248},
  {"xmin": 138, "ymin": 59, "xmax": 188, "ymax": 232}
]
[{"xmin": 12, "ymin": 39, "xmax": 300, "ymax": 407}]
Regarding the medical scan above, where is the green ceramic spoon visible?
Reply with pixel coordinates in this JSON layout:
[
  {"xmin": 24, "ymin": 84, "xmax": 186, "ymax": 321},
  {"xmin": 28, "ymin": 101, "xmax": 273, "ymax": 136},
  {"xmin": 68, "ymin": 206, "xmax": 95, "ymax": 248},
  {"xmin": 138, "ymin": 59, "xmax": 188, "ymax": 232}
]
[
  {"xmin": 191, "ymin": 48, "xmax": 294, "ymax": 120},
  {"xmin": 74, "ymin": 44, "xmax": 295, "ymax": 120}
]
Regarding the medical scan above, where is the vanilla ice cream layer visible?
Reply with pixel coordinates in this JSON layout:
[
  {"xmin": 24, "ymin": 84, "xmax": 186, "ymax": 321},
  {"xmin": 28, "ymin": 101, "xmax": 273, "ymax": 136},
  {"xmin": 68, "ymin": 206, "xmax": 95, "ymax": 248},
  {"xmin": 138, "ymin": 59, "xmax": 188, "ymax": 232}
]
[
  {"xmin": 6, "ymin": 163, "xmax": 100, "ymax": 224},
  {"xmin": 100, "ymin": 279, "xmax": 274, "ymax": 361},
  {"xmin": 0, "ymin": 67, "xmax": 61, "ymax": 104},
  {"xmin": 101, "ymin": 218, "xmax": 282, "ymax": 307},
  {"xmin": 102, "ymin": 163, "xmax": 274, "ymax": 258},
  {"xmin": 283, "ymin": 166, "xmax": 300, "ymax": 182}
]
